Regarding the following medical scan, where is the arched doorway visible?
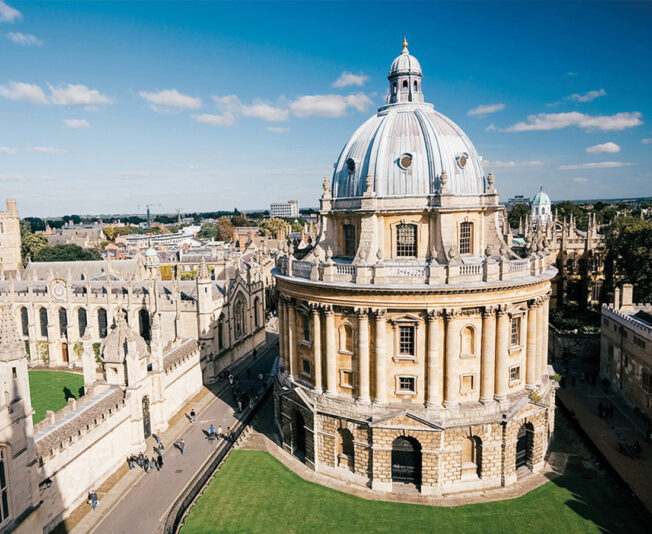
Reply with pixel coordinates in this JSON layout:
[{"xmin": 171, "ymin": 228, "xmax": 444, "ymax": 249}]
[
  {"xmin": 337, "ymin": 428, "xmax": 355, "ymax": 471},
  {"xmin": 516, "ymin": 423, "xmax": 534, "ymax": 472},
  {"xmin": 61, "ymin": 342, "xmax": 69, "ymax": 364},
  {"xmin": 294, "ymin": 411, "xmax": 306, "ymax": 457},
  {"xmin": 391, "ymin": 436, "xmax": 421, "ymax": 488},
  {"xmin": 142, "ymin": 396, "xmax": 151, "ymax": 439}
]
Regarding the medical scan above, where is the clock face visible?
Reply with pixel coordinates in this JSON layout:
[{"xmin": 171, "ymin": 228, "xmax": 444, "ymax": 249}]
[{"xmin": 52, "ymin": 283, "xmax": 65, "ymax": 300}]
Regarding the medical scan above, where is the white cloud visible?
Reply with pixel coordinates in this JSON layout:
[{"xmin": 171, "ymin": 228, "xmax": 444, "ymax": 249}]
[
  {"xmin": 642, "ymin": 138, "xmax": 652, "ymax": 144},
  {"xmin": 573, "ymin": 177, "xmax": 589, "ymax": 183},
  {"xmin": 211, "ymin": 95, "xmax": 289, "ymax": 122},
  {"xmin": 48, "ymin": 83, "xmax": 112, "ymax": 106},
  {"xmin": 139, "ymin": 89, "xmax": 201, "ymax": 112},
  {"xmin": 7, "ymin": 32, "xmax": 42, "ymax": 46},
  {"xmin": 268, "ymin": 126, "xmax": 288, "ymax": 133},
  {"xmin": 482, "ymin": 160, "xmax": 544, "ymax": 169},
  {"xmin": 566, "ymin": 88, "xmax": 606, "ymax": 103},
  {"xmin": 586, "ymin": 142, "xmax": 620, "ymax": 154},
  {"xmin": 506, "ymin": 111, "xmax": 642, "ymax": 132},
  {"xmin": 0, "ymin": 146, "xmax": 17, "ymax": 154},
  {"xmin": 332, "ymin": 72, "xmax": 369, "ymax": 88},
  {"xmin": 290, "ymin": 93, "xmax": 373, "ymax": 118},
  {"xmin": 558, "ymin": 161, "xmax": 634, "ymax": 170},
  {"xmin": 64, "ymin": 119, "xmax": 90, "ymax": 130},
  {"xmin": 0, "ymin": 1, "xmax": 21, "ymax": 23},
  {"xmin": 192, "ymin": 113, "xmax": 236, "ymax": 127},
  {"xmin": 31, "ymin": 146, "xmax": 66, "ymax": 154},
  {"xmin": 116, "ymin": 171, "xmax": 153, "ymax": 180},
  {"xmin": 0, "ymin": 80, "xmax": 48, "ymax": 104},
  {"xmin": 467, "ymin": 103, "xmax": 505, "ymax": 117}
]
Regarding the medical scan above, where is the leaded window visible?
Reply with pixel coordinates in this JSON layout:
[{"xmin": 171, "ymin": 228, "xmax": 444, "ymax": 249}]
[
  {"xmin": 511, "ymin": 316, "xmax": 521, "ymax": 347},
  {"xmin": 58, "ymin": 308, "xmax": 68, "ymax": 337},
  {"xmin": 460, "ymin": 222, "xmax": 473, "ymax": 254},
  {"xmin": 98, "ymin": 308, "xmax": 108, "ymax": 338},
  {"xmin": 398, "ymin": 376, "xmax": 415, "ymax": 393},
  {"xmin": 39, "ymin": 308, "xmax": 48, "ymax": 338},
  {"xmin": 396, "ymin": 224, "xmax": 417, "ymax": 257},
  {"xmin": 399, "ymin": 325, "xmax": 415, "ymax": 355},
  {"xmin": 343, "ymin": 224, "xmax": 356, "ymax": 258}
]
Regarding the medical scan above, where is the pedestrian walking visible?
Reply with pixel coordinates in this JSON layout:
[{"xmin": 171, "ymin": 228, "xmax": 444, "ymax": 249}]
[
  {"xmin": 218, "ymin": 425, "xmax": 223, "ymax": 438},
  {"xmin": 158, "ymin": 441, "xmax": 165, "ymax": 454},
  {"xmin": 179, "ymin": 438, "xmax": 185, "ymax": 455},
  {"xmin": 149, "ymin": 457, "xmax": 156, "ymax": 471},
  {"xmin": 144, "ymin": 456, "xmax": 150, "ymax": 473},
  {"xmin": 230, "ymin": 429, "xmax": 236, "ymax": 442},
  {"xmin": 138, "ymin": 452, "xmax": 144, "ymax": 468},
  {"xmin": 89, "ymin": 492, "xmax": 99, "ymax": 510},
  {"xmin": 190, "ymin": 408, "xmax": 196, "ymax": 423},
  {"xmin": 228, "ymin": 373, "xmax": 234, "ymax": 385},
  {"xmin": 129, "ymin": 455, "xmax": 135, "ymax": 470},
  {"xmin": 158, "ymin": 453, "xmax": 164, "ymax": 469},
  {"xmin": 209, "ymin": 424, "xmax": 215, "ymax": 437}
]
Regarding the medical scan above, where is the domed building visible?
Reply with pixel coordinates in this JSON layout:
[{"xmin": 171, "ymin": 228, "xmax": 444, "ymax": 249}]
[
  {"xmin": 273, "ymin": 41, "xmax": 557, "ymax": 495},
  {"xmin": 531, "ymin": 186, "xmax": 552, "ymax": 227}
]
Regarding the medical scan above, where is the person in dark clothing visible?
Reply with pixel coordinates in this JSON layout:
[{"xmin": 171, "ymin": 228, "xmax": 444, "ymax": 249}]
[{"xmin": 138, "ymin": 452, "xmax": 145, "ymax": 468}]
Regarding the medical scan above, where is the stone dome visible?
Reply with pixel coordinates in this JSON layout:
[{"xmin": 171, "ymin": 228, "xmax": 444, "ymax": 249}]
[{"xmin": 331, "ymin": 43, "xmax": 485, "ymax": 199}]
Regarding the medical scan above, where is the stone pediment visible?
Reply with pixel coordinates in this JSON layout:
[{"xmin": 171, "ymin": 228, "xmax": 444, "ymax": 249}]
[{"xmin": 370, "ymin": 410, "xmax": 443, "ymax": 431}]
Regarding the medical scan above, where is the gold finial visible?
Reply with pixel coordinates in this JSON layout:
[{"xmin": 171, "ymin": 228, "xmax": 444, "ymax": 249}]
[{"xmin": 402, "ymin": 37, "xmax": 408, "ymax": 49}]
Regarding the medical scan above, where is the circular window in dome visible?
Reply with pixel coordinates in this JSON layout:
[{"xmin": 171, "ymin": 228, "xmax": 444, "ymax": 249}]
[
  {"xmin": 457, "ymin": 153, "xmax": 469, "ymax": 169},
  {"xmin": 399, "ymin": 153, "xmax": 413, "ymax": 170},
  {"xmin": 345, "ymin": 158, "xmax": 356, "ymax": 174}
]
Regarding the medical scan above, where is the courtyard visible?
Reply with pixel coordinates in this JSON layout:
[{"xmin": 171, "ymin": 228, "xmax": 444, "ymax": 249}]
[
  {"xmin": 28, "ymin": 370, "xmax": 85, "ymax": 424},
  {"xmin": 180, "ymin": 445, "xmax": 647, "ymax": 534}
]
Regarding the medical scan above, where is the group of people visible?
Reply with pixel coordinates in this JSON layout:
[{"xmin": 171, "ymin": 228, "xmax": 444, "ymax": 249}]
[{"xmin": 128, "ymin": 438, "xmax": 165, "ymax": 472}]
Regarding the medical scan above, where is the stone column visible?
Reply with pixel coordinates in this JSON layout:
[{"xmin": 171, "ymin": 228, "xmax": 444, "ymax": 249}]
[
  {"xmin": 535, "ymin": 298, "xmax": 544, "ymax": 385},
  {"xmin": 374, "ymin": 309, "xmax": 387, "ymax": 404},
  {"xmin": 311, "ymin": 304, "xmax": 323, "ymax": 392},
  {"xmin": 526, "ymin": 301, "xmax": 537, "ymax": 389},
  {"xmin": 356, "ymin": 308, "xmax": 370, "ymax": 403},
  {"xmin": 287, "ymin": 300, "xmax": 296, "ymax": 380},
  {"xmin": 480, "ymin": 306, "xmax": 497, "ymax": 403},
  {"xmin": 426, "ymin": 310, "xmax": 444, "ymax": 407},
  {"xmin": 278, "ymin": 298, "xmax": 286, "ymax": 371},
  {"xmin": 324, "ymin": 307, "xmax": 337, "ymax": 395},
  {"xmin": 541, "ymin": 295, "xmax": 550, "ymax": 378},
  {"xmin": 444, "ymin": 309, "xmax": 459, "ymax": 408},
  {"xmin": 494, "ymin": 307, "xmax": 509, "ymax": 400}
]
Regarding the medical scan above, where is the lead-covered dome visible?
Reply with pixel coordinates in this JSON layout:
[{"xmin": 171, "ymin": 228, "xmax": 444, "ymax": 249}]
[{"xmin": 331, "ymin": 43, "xmax": 485, "ymax": 199}]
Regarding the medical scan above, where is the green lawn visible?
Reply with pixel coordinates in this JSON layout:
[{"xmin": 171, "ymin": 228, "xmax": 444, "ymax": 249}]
[
  {"xmin": 181, "ymin": 450, "xmax": 646, "ymax": 534},
  {"xmin": 28, "ymin": 370, "xmax": 85, "ymax": 424}
]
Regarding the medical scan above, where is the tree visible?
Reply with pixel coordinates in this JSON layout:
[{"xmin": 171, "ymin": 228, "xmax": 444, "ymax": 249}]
[
  {"xmin": 231, "ymin": 214, "xmax": 251, "ymax": 227},
  {"xmin": 197, "ymin": 222, "xmax": 219, "ymax": 240},
  {"xmin": 33, "ymin": 244, "xmax": 102, "ymax": 262},
  {"xmin": 215, "ymin": 217, "xmax": 234, "ymax": 241},
  {"xmin": 21, "ymin": 232, "xmax": 48, "ymax": 264},
  {"xmin": 23, "ymin": 217, "xmax": 45, "ymax": 232},
  {"xmin": 259, "ymin": 217, "xmax": 286, "ymax": 237},
  {"xmin": 605, "ymin": 217, "xmax": 652, "ymax": 303},
  {"xmin": 507, "ymin": 204, "xmax": 530, "ymax": 229}
]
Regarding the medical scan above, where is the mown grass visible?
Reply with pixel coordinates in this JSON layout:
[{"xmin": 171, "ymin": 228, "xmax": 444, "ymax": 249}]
[
  {"xmin": 181, "ymin": 450, "xmax": 646, "ymax": 534},
  {"xmin": 28, "ymin": 370, "xmax": 84, "ymax": 423}
]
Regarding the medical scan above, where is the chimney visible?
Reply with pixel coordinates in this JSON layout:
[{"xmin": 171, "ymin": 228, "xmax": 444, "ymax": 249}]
[
  {"xmin": 621, "ymin": 284, "xmax": 634, "ymax": 310},
  {"xmin": 614, "ymin": 287, "xmax": 621, "ymax": 309}
]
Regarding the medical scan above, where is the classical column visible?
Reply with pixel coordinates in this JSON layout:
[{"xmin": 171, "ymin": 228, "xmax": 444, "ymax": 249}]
[
  {"xmin": 535, "ymin": 298, "xmax": 544, "ymax": 385},
  {"xmin": 425, "ymin": 310, "xmax": 444, "ymax": 407},
  {"xmin": 287, "ymin": 300, "xmax": 296, "ymax": 380},
  {"xmin": 494, "ymin": 307, "xmax": 509, "ymax": 400},
  {"xmin": 356, "ymin": 308, "xmax": 370, "ymax": 403},
  {"xmin": 278, "ymin": 299, "xmax": 286, "ymax": 371},
  {"xmin": 311, "ymin": 304, "xmax": 323, "ymax": 392},
  {"xmin": 541, "ymin": 295, "xmax": 550, "ymax": 378},
  {"xmin": 526, "ymin": 301, "xmax": 537, "ymax": 389},
  {"xmin": 444, "ymin": 309, "xmax": 459, "ymax": 408},
  {"xmin": 374, "ymin": 309, "xmax": 387, "ymax": 404},
  {"xmin": 480, "ymin": 306, "xmax": 497, "ymax": 403},
  {"xmin": 324, "ymin": 307, "xmax": 337, "ymax": 395}
]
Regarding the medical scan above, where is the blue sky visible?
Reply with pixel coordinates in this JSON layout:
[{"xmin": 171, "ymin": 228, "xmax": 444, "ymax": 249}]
[{"xmin": 0, "ymin": 1, "xmax": 651, "ymax": 217}]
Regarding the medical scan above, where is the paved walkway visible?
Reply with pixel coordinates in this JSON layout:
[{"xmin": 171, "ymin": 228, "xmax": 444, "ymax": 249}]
[
  {"xmin": 69, "ymin": 338, "xmax": 278, "ymax": 534},
  {"xmin": 557, "ymin": 379, "xmax": 652, "ymax": 514}
]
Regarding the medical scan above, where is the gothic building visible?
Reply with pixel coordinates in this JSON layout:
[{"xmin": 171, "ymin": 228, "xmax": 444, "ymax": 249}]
[{"xmin": 274, "ymin": 42, "xmax": 558, "ymax": 495}]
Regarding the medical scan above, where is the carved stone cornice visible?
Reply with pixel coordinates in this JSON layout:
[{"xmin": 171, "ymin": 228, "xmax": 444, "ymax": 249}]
[
  {"xmin": 482, "ymin": 305, "xmax": 498, "ymax": 319},
  {"xmin": 372, "ymin": 308, "xmax": 387, "ymax": 320},
  {"xmin": 355, "ymin": 307, "xmax": 370, "ymax": 319},
  {"xmin": 426, "ymin": 309, "xmax": 444, "ymax": 321}
]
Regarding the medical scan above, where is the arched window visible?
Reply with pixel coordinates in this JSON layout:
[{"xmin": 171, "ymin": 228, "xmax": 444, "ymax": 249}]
[
  {"xmin": 413, "ymin": 80, "xmax": 418, "ymax": 92},
  {"xmin": 78, "ymin": 308, "xmax": 87, "ymax": 338},
  {"xmin": 58, "ymin": 308, "xmax": 68, "ymax": 337},
  {"xmin": 253, "ymin": 297, "xmax": 260, "ymax": 328},
  {"xmin": 461, "ymin": 326, "xmax": 475, "ymax": 356},
  {"xmin": 121, "ymin": 309, "xmax": 129, "ymax": 324},
  {"xmin": 396, "ymin": 223, "xmax": 417, "ymax": 257},
  {"xmin": 217, "ymin": 317, "xmax": 224, "ymax": 349},
  {"xmin": 459, "ymin": 222, "xmax": 473, "ymax": 254},
  {"xmin": 138, "ymin": 309, "xmax": 151, "ymax": 343},
  {"xmin": 0, "ymin": 447, "xmax": 10, "ymax": 525},
  {"xmin": 98, "ymin": 308, "xmax": 108, "ymax": 338},
  {"xmin": 338, "ymin": 428, "xmax": 355, "ymax": 471},
  {"xmin": 392, "ymin": 82, "xmax": 397, "ymax": 94},
  {"xmin": 343, "ymin": 224, "xmax": 356, "ymax": 258},
  {"xmin": 234, "ymin": 295, "xmax": 247, "ymax": 340},
  {"xmin": 20, "ymin": 307, "xmax": 28, "ymax": 337},
  {"xmin": 402, "ymin": 80, "xmax": 408, "ymax": 91},
  {"xmin": 39, "ymin": 308, "xmax": 48, "ymax": 338},
  {"xmin": 339, "ymin": 323, "xmax": 353, "ymax": 353}
]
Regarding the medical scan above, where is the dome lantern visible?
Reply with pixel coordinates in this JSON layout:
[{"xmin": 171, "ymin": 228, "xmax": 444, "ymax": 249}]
[{"xmin": 387, "ymin": 38, "xmax": 423, "ymax": 105}]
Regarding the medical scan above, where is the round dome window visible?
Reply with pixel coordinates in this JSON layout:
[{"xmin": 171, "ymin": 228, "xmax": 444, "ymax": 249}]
[
  {"xmin": 399, "ymin": 153, "xmax": 413, "ymax": 170},
  {"xmin": 457, "ymin": 153, "xmax": 469, "ymax": 169}
]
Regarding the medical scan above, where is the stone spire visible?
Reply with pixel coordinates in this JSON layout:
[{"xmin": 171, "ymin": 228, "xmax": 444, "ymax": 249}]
[
  {"xmin": 0, "ymin": 305, "xmax": 25, "ymax": 361},
  {"xmin": 197, "ymin": 256, "xmax": 210, "ymax": 281}
]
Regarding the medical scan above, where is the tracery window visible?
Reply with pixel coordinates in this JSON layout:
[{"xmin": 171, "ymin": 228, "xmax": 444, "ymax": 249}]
[
  {"xmin": 39, "ymin": 308, "xmax": 48, "ymax": 338},
  {"xmin": 396, "ymin": 224, "xmax": 417, "ymax": 257},
  {"xmin": 20, "ymin": 307, "xmax": 28, "ymax": 337},
  {"xmin": 98, "ymin": 308, "xmax": 108, "ymax": 338},
  {"xmin": 58, "ymin": 308, "xmax": 68, "ymax": 337},
  {"xmin": 78, "ymin": 308, "xmax": 87, "ymax": 338},
  {"xmin": 234, "ymin": 296, "xmax": 247, "ymax": 340}
]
